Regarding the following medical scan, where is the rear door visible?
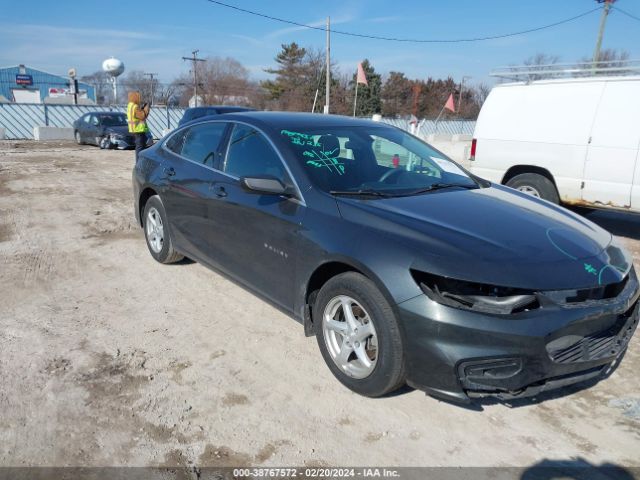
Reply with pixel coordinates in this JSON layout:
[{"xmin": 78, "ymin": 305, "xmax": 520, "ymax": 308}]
[
  {"xmin": 160, "ymin": 121, "xmax": 230, "ymax": 259},
  {"xmin": 582, "ymin": 80, "xmax": 640, "ymax": 209}
]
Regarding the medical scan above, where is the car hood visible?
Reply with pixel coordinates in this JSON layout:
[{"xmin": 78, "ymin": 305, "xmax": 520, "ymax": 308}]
[
  {"xmin": 104, "ymin": 125, "xmax": 130, "ymax": 135},
  {"xmin": 335, "ymin": 185, "xmax": 630, "ymax": 290}
]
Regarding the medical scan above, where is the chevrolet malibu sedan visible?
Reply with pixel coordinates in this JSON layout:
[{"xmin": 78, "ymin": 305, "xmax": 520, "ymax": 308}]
[{"xmin": 132, "ymin": 112, "xmax": 638, "ymax": 403}]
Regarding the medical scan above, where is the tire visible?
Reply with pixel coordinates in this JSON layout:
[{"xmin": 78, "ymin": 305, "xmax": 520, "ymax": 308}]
[
  {"xmin": 314, "ymin": 272, "xmax": 405, "ymax": 397},
  {"xmin": 74, "ymin": 131, "xmax": 84, "ymax": 145},
  {"xmin": 142, "ymin": 195, "xmax": 183, "ymax": 264},
  {"xmin": 506, "ymin": 173, "xmax": 559, "ymax": 204}
]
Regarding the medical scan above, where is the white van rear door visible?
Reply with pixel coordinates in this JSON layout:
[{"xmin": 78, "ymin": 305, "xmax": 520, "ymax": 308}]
[{"xmin": 582, "ymin": 80, "xmax": 640, "ymax": 209}]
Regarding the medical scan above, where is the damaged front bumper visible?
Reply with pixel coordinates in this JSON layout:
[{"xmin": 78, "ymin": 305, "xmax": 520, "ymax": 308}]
[
  {"xmin": 102, "ymin": 133, "xmax": 153, "ymax": 150},
  {"xmin": 398, "ymin": 268, "xmax": 640, "ymax": 403}
]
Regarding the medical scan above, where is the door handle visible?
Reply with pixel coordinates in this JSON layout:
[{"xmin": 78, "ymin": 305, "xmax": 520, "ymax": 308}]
[
  {"xmin": 163, "ymin": 166, "xmax": 176, "ymax": 178},
  {"xmin": 211, "ymin": 184, "xmax": 227, "ymax": 198}
]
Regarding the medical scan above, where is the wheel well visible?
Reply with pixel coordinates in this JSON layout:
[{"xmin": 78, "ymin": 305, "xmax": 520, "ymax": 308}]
[
  {"xmin": 502, "ymin": 165, "xmax": 556, "ymax": 186},
  {"xmin": 306, "ymin": 262, "xmax": 361, "ymax": 305},
  {"xmin": 138, "ymin": 187, "xmax": 158, "ymax": 226},
  {"xmin": 303, "ymin": 262, "xmax": 363, "ymax": 333}
]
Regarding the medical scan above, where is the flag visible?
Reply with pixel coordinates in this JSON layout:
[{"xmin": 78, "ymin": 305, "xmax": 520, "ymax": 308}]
[
  {"xmin": 356, "ymin": 62, "xmax": 368, "ymax": 86},
  {"xmin": 444, "ymin": 93, "xmax": 455, "ymax": 112}
]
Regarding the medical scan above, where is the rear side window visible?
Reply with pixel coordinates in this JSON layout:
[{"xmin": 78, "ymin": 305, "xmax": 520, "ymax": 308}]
[
  {"xmin": 167, "ymin": 123, "xmax": 227, "ymax": 168},
  {"xmin": 224, "ymin": 124, "xmax": 285, "ymax": 180},
  {"xmin": 165, "ymin": 130, "xmax": 187, "ymax": 154}
]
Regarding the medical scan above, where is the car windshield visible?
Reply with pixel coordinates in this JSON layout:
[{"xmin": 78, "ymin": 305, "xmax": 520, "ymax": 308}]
[
  {"xmin": 101, "ymin": 114, "xmax": 127, "ymax": 126},
  {"xmin": 279, "ymin": 125, "xmax": 478, "ymax": 196}
]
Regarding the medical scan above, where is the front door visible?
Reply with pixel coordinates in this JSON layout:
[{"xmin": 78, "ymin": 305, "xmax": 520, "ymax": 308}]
[
  {"xmin": 205, "ymin": 122, "xmax": 305, "ymax": 310},
  {"xmin": 582, "ymin": 81, "xmax": 640, "ymax": 209}
]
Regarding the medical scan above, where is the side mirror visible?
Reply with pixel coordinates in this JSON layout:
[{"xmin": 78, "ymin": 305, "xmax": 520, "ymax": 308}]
[{"xmin": 240, "ymin": 175, "xmax": 294, "ymax": 197}]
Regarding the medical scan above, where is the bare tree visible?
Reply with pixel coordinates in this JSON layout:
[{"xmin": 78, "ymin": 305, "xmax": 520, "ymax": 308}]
[
  {"xmin": 472, "ymin": 83, "xmax": 491, "ymax": 109},
  {"xmin": 122, "ymin": 70, "xmax": 159, "ymax": 104},
  {"xmin": 199, "ymin": 57, "xmax": 252, "ymax": 105},
  {"xmin": 577, "ymin": 48, "xmax": 631, "ymax": 76},
  {"xmin": 506, "ymin": 53, "xmax": 562, "ymax": 81},
  {"xmin": 80, "ymin": 71, "xmax": 111, "ymax": 105}
]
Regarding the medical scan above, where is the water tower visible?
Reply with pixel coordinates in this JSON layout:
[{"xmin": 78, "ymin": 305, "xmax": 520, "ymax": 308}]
[{"xmin": 102, "ymin": 57, "xmax": 125, "ymax": 103}]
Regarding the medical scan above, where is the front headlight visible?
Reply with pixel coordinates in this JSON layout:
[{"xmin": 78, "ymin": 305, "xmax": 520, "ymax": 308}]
[
  {"xmin": 411, "ymin": 270, "xmax": 540, "ymax": 315},
  {"xmin": 606, "ymin": 237, "xmax": 632, "ymax": 276}
]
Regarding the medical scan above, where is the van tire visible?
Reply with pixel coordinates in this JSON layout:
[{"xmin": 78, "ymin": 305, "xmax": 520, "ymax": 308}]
[{"xmin": 506, "ymin": 173, "xmax": 559, "ymax": 204}]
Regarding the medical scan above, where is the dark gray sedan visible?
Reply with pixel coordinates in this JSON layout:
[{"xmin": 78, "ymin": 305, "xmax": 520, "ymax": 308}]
[
  {"xmin": 131, "ymin": 111, "xmax": 638, "ymax": 403},
  {"xmin": 73, "ymin": 112, "xmax": 151, "ymax": 149}
]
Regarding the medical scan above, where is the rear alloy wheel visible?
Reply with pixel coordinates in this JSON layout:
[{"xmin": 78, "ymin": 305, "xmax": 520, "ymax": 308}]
[
  {"xmin": 506, "ymin": 173, "xmax": 559, "ymax": 204},
  {"xmin": 143, "ymin": 195, "xmax": 183, "ymax": 264},
  {"xmin": 74, "ymin": 131, "xmax": 84, "ymax": 145},
  {"xmin": 314, "ymin": 272, "xmax": 405, "ymax": 397}
]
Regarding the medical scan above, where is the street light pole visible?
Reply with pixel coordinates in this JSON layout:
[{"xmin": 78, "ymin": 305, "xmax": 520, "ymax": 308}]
[
  {"xmin": 143, "ymin": 72, "xmax": 158, "ymax": 105},
  {"xmin": 458, "ymin": 76, "xmax": 471, "ymax": 116}
]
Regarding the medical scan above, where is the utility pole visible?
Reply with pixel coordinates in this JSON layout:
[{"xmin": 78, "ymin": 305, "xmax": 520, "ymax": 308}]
[
  {"xmin": 143, "ymin": 72, "xmax": 158, "ymax": 105},
  {"xmin": 324, "ymin": 17, "xmax": 330, "ymax": 114},
  {"xmin": 593, "ymin": 0, "xmax": 616, "ymax": 69},
  {"xmin": 182, "ymin": 50, "xmax": 205, "ymax": 107}
]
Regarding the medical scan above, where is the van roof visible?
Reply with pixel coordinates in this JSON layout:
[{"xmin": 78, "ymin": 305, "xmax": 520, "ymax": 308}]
[{"xmin": 494, "ymin": 75, "xmax": 640, "ymax": 88}]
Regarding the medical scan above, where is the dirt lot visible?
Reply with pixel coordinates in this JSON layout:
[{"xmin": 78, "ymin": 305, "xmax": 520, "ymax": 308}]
[{"xmin": 0, "ymin": 141, "xmax": 639, "ymax": 470}]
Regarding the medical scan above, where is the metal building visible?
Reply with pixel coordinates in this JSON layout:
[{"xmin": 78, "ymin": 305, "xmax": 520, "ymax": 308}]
[{"xmin": 0, "ymin": 65, "xmax": 96, "ymax": 104}]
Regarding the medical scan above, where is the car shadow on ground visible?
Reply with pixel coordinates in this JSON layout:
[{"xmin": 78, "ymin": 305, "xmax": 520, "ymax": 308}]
[
  {"xmin": 583, "ymin": 209, "xmax": 640, "ymax": 241},
  {"xmin": 520, "ymin": 458, "xmax": 637, "ymax": 480}
]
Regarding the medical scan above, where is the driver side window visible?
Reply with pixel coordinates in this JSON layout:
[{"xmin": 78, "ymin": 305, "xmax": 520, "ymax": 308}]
[{"xmin": 224, "ymin": 124, "xmax": 286, "ymax": 181}]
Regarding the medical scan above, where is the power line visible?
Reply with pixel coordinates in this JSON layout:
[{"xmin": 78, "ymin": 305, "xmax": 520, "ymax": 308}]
[
  {"xmin": 204, "ymin": 0, "xmax": 602, "ymax": 43},
  {"xmin": 613, "ymin": 5, "xmax": 640, "ymax": 22}
]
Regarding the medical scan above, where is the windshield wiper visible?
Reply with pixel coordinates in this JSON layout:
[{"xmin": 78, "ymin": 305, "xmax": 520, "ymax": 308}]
[
  {"xmin": 400, "ymin": 183, "xmax": 478, "ymax": 196},
  {"xmin": 329, "ymin": 189, "xmax": 393, "ymax": 198}
]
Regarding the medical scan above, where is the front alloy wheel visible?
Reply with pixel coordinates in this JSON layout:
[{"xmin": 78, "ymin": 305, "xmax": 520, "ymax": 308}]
[
  {"xmin": 314, "ymin": 272, "xmax": 405, "ymax": 397},
  {"xmin": 323, "ymin": 295, "xmax": 378, "ymax": 379}
]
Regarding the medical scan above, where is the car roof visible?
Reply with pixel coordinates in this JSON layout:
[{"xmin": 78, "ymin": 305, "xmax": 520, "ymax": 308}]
[
  {"xmin": 198, "ymin": 111, "xmax": 384, "ymax": 130},
  {"xmin": 87, "ymin": 112, "xmax": 123, "ymax": 116},
  {"xmin": 186, "ymin": 106, "xmax": 254, "ymax": 112}
]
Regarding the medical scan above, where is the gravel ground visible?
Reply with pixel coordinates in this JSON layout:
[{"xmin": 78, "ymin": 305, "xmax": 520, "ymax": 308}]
[{"xmin": 0, "ymin": 141, "xmax": 639, "ymax": 470}]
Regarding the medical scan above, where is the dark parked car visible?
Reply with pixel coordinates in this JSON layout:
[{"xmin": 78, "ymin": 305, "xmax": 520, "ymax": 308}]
[
  {"xmin": 132, "ymin": 112, "xmax": 638, "ymax": 403},
  {"xmin": 73, "ymin": 112, "xmax": 152, "ymax": 149},
  {"xmin": 178, "ymin": 106, "xmax": 255, "ymax": 127}
]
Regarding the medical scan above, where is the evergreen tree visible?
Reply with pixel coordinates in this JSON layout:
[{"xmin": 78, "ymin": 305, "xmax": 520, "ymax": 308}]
[{"xmin": 351, "ymin": 59, "xmax": 382, "ymax": 117}]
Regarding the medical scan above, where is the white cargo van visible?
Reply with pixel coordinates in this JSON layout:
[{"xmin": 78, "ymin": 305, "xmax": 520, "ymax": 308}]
[{"xmin": 470, "ymin": 75, "xmax": 640, "ymax": 212}]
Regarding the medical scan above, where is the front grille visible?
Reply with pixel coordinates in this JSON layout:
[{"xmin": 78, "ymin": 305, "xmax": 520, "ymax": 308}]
[{"xmin": 548, "ymin": 302, "xmax": 639, "ymax": 364}]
